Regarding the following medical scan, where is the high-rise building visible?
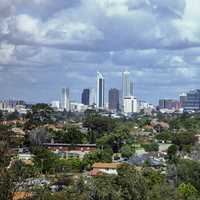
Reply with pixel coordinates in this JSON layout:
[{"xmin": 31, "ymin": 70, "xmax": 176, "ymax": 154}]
[
  {"xmin": 179, "ymin": 93, "xmax": 187, "ymax": 108},
  {"xmin": 61, "ymin": 88, "xmax": 70, "ymax": 111},
  {"xmin": 96, "ymin": 72, "xmax": 105, "ymax": 109},
  {"xmin": 130, "ymin": 81, "xmax": 134, "ymax": 96},
  {"xmin": 108, "ymin": 88, "xmax": 119, "ymax": 111},
  {"xmin": 90, "ymin": 88, "xmax": 96, "ymax": 106},
  {"xmin": 123, "ymin": 96, "xmax": 137, "ymax": 113},
  {"xmin": 81, "ymin": 89, "xmax": 90, "ymax": 105},
  {"xmin": 183, "ymin": 90, "xmax": 200, "ymax": 111},
  {"xmin": 159, "ymin": 99, "xmax": 180, "ymax": 110},
  {"xmin": 122, "ymin": 70, "xmax": 131, "ymax": 99}
]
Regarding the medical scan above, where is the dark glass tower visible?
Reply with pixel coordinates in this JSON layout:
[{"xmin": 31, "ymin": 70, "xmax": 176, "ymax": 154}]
[{"xmin": 81, "ymin": 89, "xmax": 90, "ymax": 105}]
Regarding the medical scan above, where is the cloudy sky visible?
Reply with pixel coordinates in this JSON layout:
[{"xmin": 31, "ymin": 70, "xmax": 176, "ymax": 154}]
[{"xmin": 1, "ymin": 0, "xmax": 200, "ymax": 104}]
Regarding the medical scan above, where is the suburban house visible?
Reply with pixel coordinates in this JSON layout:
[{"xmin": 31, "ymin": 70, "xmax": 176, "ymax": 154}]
[
  {"xmin": 43, "ymin": 143, "xmax": 96, "ymax": 159},
  {"xmin": 13, "ymin": 192, "xmax": 32, "ymax": 200},
  {"xmin": 90, "ymin": 162, "xmax": 121, "ymax": 176},
  {"xmin": 127, "ymin": 152, "xmax": 166, "ymax": 168}
]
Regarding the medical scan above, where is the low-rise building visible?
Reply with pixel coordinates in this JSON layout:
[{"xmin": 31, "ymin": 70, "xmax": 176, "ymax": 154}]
[
  {"xmin": 90, "ymin": 162, "xmax": 121, "ymax": 176},
  {"xmin": 43, "ymin": 143, "xmax": 96, "ymax": 159}
]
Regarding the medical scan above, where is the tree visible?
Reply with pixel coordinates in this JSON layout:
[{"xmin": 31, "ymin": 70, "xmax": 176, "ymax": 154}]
[
  {"xmin": 0, "ymin": 110, "xmax": 3, "ymax": 120},
  {"xmin": 97, "ymin": 127, "xmax": 130, "ymax": 153},
  {"xmin": 25, "ymin": 103, "xmax": 54, "ymax": 129},
  {"xmin": 90, "ymin": 175, "xmax": 122, "ymax": 200},
  {"xmin": 155, "ymin": 132, "xmax": 172, "ymax": 143},
  {"xmin": 83, "ymin": 115, "xmax": 116, "ymax": 135},
  {"xmin": 177, "ymin": 183, "xmax": 198, "ymax": 200},
  {"xmin": 147, "ymin": 183, "xmax": 176, "ymax": 200},
  {"xmin": 6, "ymin": 110, "xmax": 19, "ymax": 121},
  {"xmin": 82, "ymin": 149, "xmax": 113, "ymax": 169},
  {"xmin": 0, "ymin": 125, "xmax": 35, "ymax": 200},
  {"xmin": 142, "ymin": 142, "xmax": 159, "ymax": 152},
  {"xmin": 167, "ymin": 144, "xmax": 177, "ymax": 162},
  {"xmin": 176, "ymin": 159, "xmax": 200, "ymax": 191},
  {"xmin": 64, "ymin": 127, "xmax": 84, "ymax": 144},
  {"xmin": 120, "ymin": 145, "xmax": 135, "ymax": 158},
  {"xmin": 27, "ymin": 127, "xmax": 51, "ymax": 146},
  {"xmin": 32, "ymin": 147, "xmax": 59, "ymax": 173},
  {"xmin": 172, "ymin": 132, "xmax": 196, "ymax": 152},
  {"xmin": 117, "ymin": 164, "xmax": 148, "ymax": 200}
]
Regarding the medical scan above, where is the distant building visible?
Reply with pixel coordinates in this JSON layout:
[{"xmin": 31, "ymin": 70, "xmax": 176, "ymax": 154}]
[
  {"xmin": 122, "ymin": 70, "xmax": 131, "ymax": 99},
  {"xmin": 130, "ymin": 81, "xmax": 134, "ymax": 96},
  {"xmin": 51, "ymin": 101, "xmax": 60, "ymax": 109},
  {"xmin": 108, "ymin": 88, "xmax": 120, "ymax": 111},
  {"xmin": 70, "ymin": 102, "xmax": 88, "ymax": 112},
  {"xmin": 96, "ymin": 72, "xmax": 105, "ymax": 109},
  {"xmin": 123, "ymin": 96, "xmax": 137, "ymax": 113},
  {"xmin": 81, "ymin": 89, "xmax": 90, "ymax": 105},
  {"xmin": 0, "ymin": 100, "xmax": 26, "ymax": 112},
  {"xmin": 90, "ymin": 163, "xmax": 121, "ymax": 176},
  {"xmin": 159, "ymin": 99, "xmax": 180, "ymax": 110},
  {"xmin": 183, "ymin": 90, "xmax": 200, "ymax": 111},
  {"xmin": 89, "ymin": 88, "xmax": 96, "ymax": 106},
  {"xmin": 61, "ymin": 88, "xmax": 70, "ymax": 111},
  {"xmin": 138, "ymin": 100, "xmax": 155, "ymax": 111},
  {"xmin": 179, "ymin": 93, "xmax": 187, "ymax": 108},
  {"xmin": 43, "ymin": 143, "xmax": 96, "ymax": 159}
]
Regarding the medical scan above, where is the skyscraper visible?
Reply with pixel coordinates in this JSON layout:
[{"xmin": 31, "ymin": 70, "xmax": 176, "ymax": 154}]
[
  {"xmin": 179, "ymin": 93, "xmax": 187, "ymax": 108},
  {"xmin": 81, "ymin": 89, "xmax": 90, "ymax": 105},
  {"xmin": 183, "ymin": 90, "xmax": 200, "ymax": 111},
  {"xmin": 109, "ymin": 88, "xmax": 119, "ymax": 111},
  {"xmin": 130, "ymin": 81, "xmax": 134, "ymax": 96},
  {"xmin": 96, "ymin": 72, "xmax": 105, "ymax": 109},
  {"xmin": 61, "ymin": 88, "xmax": 70, "ymax": 111},
  {"xmin": 122, "ymin": 70, "xmax": 131, "ymax": 99},
  {"xmin": 89, "ymin": 88, "xmax": 96, "ymax": 106}
]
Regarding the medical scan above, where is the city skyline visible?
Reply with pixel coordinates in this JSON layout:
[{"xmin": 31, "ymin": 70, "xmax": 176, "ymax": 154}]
[{"xmin": 1, "ymin": 0, "xmax": 200, "ymax": 104}]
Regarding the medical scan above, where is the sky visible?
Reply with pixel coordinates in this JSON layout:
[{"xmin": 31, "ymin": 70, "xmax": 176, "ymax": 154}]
[{"xmin": 1, "ymin": 0, "xmax": 200, "ymax": 105}]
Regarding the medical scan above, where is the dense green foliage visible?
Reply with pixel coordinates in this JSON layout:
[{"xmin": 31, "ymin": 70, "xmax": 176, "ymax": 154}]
[
  {"xmin": 142, "ymin": 142, "xmax": 159, "ymax": 152},
  {"xmin": 2, "ymin": 108, "xmax": 200, "ymax": 199}
]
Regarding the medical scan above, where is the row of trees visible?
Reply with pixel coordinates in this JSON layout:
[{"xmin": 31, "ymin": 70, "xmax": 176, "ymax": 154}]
[{"xmin": 30, "ymin": 164, "xmax": 200, "ymax": 200}]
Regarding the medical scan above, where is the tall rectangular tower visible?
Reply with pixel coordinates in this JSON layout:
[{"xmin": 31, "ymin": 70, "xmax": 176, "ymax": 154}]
[
  {"xmin": 96, "ymin": 72, "xmax": 105, "ymax": 109},
  {"xmin": 109, "ymin": 88, "xmax": 119, "ymax": 111},
  {"xmin": 61, "ymin": 88, "xmax": 70, "ymax": 111},
  {"xmin": 81, "ymin": 89, "xmax": 90, "ymax": 105},
  {"xmin": 122, "ymin": 70, "xmax": 131, "ymax": 99}
]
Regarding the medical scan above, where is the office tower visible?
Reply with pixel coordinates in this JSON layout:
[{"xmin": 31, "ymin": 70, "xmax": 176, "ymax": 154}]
[
  {"xmin": 179, "ymin": 93, "xmax": 187, "ymax": 108},
  {"xmin": 159, "ymin": 99, "xmax": 165, "ymax": 109},
  {"xmin": 122, "ymin": 70, "xmax": 131, "ymax": 99},
  {"xmin": 90, "ymin": 88, "xmax": 96, "ymax": 106},
  {"xmin": 96, "ymin": 72, "xmax": 105, "ymax": 109},
  {"xmin": 159, "ymin": 99, "xmax": 180, "ymax": 110},
  {"xmin": 81, "ymin": 89, "xmax": 90, "ymax": 105},
  {"xmin": 183, "ymin": 90, "xmax": 200, "ymax": 111},
  {"xmin": 123, "ymin": 96, "xmax": 137, "ymax": 113},
  {"xmin": 109, "ymin": 88, "xmax": 120, "ymax": 111},
  {"xmin": 130, "ymin": 81, "xmax": 134, "ymax": 96},
  {"xmin": 61, "ymin": 88, "xmax": 70, "ymax": 111}
]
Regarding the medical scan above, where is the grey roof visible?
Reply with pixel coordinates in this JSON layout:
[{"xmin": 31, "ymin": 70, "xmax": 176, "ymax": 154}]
[{"xmin": 127, "ymin": 153, "xmax": 165, "ymax": 167}]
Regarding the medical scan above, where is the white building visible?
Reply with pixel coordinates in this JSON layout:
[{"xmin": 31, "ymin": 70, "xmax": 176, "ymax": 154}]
[
  {"xmin": 123, "ymin": 96, "xmax": 138, "ymax": 113},
  {"xmin": 137, "ymin": 100, "xmax": 155, "ymax": 110},
  {"xmin": 122, "ymin": 70, "xmax": 131, "ymax": 99},
  {"xmin": 61, "ymin": 88, "xmax": 70, "ymax": 111},
  {"xmin": 96, "ymin": 72, "xmax": 105, "ymax": 109},
  {"xmin": 51, "ymin": 101, "xmax": 60, "ymax": 109},
  {"xmin": 70, "ymin": 102, "xmax": 88, "ymax": 112},
  {"xmin": 89, "ymin": 88, "xmax": 96, "ymax": 106}
]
